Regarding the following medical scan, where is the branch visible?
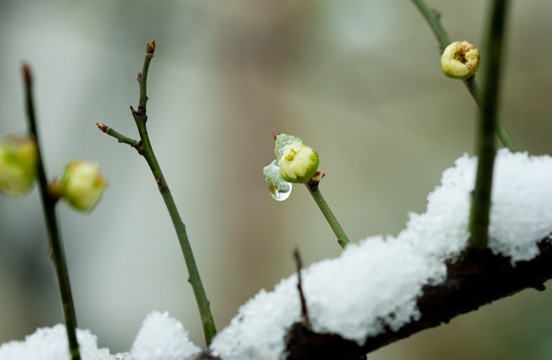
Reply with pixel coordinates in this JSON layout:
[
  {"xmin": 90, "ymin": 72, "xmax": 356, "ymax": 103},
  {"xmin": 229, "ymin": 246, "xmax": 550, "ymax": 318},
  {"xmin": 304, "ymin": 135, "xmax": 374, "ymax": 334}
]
[
  {"xmin": 98, "ymin": 41, "xmax": 217, "ymax": 344},
  {"xmin": 305, "ymin": 182, "xmax": 350, "ymax": 248},
  {"xmin": 22, "ymin": 64, "xmax": 81, "ymax": 360},
  {"xmin": 468, "ymin": 0, "xmax": 511, "ymax": 250},
  {"xmin": 283, "ymin": 236, "xmax": 552, "ymax": 359},
  {"xmin": 410, "ymin": 0, "xmax": 518, "ymax": 152}
]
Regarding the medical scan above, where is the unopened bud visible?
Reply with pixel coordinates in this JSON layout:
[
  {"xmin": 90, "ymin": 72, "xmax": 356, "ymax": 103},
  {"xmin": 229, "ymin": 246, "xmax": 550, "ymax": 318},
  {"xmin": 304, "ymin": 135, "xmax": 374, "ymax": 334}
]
[
  {"xmin": 441, "ymin": 41, "xmax": 480, "ymax": 80},
  {"xmin": 147, "ymin": 40, "xmax": 156, "ymax": 54},
  {"xmin": 275, "ymin": 134, "xmax": 319, "ymax": 184},
  {"xmin": 57, "ymin": 161, "xmax": 107, "ymax": 211},
  {"xmin": 0, "ymin": 136, "xmax": 37, "ymax": 196}
]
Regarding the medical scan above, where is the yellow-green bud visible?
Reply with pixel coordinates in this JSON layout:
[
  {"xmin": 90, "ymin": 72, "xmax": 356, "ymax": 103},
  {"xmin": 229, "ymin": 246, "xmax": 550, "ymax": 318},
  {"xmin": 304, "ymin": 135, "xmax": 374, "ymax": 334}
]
[
  {"xmin": 441, "ymin": 41, "xmax": 480, "ymax": 80},
  {"xmin": 0, "ymin": 135, "xmax": 37, "ymax": 196},
  {"xmin": 57, "ymin": 161, "xmax": 107, "ymax": 212},
  {"xmin": 278, "ymin": 143, "xmax": 319, "ymax": 184}
]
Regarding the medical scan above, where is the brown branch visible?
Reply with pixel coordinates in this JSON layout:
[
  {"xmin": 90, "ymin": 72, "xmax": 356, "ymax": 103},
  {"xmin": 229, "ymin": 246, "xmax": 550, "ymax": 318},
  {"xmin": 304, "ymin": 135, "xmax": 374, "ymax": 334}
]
[
  {"xmin": 293, "ymin": 248, "xmax": 311, "ymax": 327},
  {"xmin": 284, "ymin": 236, "xmax": 552, "ymax": 359}
]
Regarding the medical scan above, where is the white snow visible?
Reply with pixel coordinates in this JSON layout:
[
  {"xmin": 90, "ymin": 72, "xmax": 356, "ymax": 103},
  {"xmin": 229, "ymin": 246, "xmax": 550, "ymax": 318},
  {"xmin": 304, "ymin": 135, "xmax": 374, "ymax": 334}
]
[
  {"xmin": 0, "ymin": 312, "xmax": 198, "ymax": 360},
  {"xmin": 2, "ymin": 150, "xmax": 552, "ymax": 360},
  {"xmin": 130, "ymin": 311, "xmax": 201, "ymax": 360},
  {"xmin": 0, "ymin": 324, "xmax": 128, "ymax": 360},
  {"xmin": 210, "ymin": 149, "xmax": 552, "ymax": 358}
]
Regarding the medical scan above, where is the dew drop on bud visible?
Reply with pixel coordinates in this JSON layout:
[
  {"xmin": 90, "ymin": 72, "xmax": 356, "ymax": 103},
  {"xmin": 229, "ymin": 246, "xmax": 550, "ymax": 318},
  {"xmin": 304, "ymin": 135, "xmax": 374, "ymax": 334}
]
[{"xmin": 263, "ymin": 160, "xmax": 292, "ymax": 201}]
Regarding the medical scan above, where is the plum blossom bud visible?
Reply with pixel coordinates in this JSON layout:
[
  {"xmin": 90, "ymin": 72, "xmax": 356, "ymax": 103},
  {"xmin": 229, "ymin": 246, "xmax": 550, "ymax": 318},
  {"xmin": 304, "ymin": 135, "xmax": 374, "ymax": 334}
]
[
  {"xmin": 275, "ymin": 134, "xmax": 319, "ymax": 184},
  {"xmin": 0, "ymin": 136, "xmax": 37, "ymax": 196},
  {"xmin": 57, "ymin": 161, "xmax": 107, "ymax": 211},
  {"xmin": 441, "ymin": 41, "xmax": 480, "ymax": 80}
]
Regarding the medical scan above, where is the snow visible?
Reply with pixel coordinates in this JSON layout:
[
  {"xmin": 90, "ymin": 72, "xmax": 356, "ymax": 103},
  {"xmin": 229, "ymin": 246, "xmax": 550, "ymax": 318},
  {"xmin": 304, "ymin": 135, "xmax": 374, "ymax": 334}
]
[
  {"xmin": 130, "ymin": 311, "xmax": 201, "ymax": 360},
  {"xmin": 0, "ymin": 324, "xmax": 127, "ymax": 360},
  {"xmin": 2, "ymin": 150, "xmax": 552, "ymax": 360},
  {"xmin": 210, "ymin": 149, "xmax": 552, "ymax": 358},
  {"xmin": 0, "ymin": 312, "xmax": 198, "ymax": 360}
]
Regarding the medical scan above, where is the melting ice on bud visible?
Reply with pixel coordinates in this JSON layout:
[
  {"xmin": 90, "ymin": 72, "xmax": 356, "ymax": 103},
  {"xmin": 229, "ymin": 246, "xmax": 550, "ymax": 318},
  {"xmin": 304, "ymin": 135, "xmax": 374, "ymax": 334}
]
[
  {"xmin": 263, "ymin": 160, "xmax": 292, "ymax": 201},
  {"xmin": 274, "ymin": 134, "xmax": 319, "ymax": 184}
]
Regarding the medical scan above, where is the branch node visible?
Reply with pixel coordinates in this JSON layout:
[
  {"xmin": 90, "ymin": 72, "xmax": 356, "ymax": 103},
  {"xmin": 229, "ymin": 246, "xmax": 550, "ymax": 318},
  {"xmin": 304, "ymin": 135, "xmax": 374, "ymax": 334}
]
[{"xmin": 135, "ymin": 140, "xmax": 144, "ymax": 154}]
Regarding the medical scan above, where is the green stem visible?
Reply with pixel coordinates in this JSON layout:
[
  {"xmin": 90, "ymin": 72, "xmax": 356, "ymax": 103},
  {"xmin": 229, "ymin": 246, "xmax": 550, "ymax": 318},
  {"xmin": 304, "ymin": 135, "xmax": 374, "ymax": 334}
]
[
  {"xmin": 130, "ymin": 41, "xmax": 217, "ymax": 344},
  {"xmin": 468, "ymin": 0, "xmax": 510, "ymax": 250},
  {"xmin": 305, "ymin": 183, "xmax": 350, "ymax": 249},
  {"xmin": 410, "ymin": 0, "xmax": 451, "ymax": 50},
  {"xmin": 96, "ymin": 123, "xmax": 139, "ymax": 147},
  {"xmin": 22, "ymin": 64, "xmax": 81, "ymax": 360},
  {"xmin": 410, "ymin": 0, "xmax": 517, "ymax": 152},
  {"xmin": 464, "ymin": 78, "xmax": 518, "ymax": 152}
]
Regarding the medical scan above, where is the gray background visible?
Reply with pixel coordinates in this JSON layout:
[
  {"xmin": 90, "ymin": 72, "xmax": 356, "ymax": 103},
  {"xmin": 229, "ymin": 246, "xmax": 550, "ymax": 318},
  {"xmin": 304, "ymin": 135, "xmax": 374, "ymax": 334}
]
[{"xmin": 1, "ymin": 0, "xmax": 551, "ymax": 359}]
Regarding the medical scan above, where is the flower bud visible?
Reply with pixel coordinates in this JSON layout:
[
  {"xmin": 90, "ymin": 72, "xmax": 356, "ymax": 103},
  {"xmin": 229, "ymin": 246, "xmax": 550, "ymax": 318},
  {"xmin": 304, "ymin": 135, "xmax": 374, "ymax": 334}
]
[
  {"xmin": 441, "ymin": 41, "xmax": 480, "ymax": 80},
  {"xmin": 57, "ymin": 161, "xmax": 107, "ymax": 211},
  {"xmin": 0, "ymin": 136, "xmax": 37, "ymax": 196},
  {"xmin": 278, "ymin": 142, "xmax": 319, "ymax": 184}
]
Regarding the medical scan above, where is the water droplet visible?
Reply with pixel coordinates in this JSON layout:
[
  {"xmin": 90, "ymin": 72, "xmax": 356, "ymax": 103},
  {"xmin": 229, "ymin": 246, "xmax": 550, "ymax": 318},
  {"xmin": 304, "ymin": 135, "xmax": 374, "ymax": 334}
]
[{"xmin": 263, "ymin": 160, "xmax": 292, "ymax": 201}]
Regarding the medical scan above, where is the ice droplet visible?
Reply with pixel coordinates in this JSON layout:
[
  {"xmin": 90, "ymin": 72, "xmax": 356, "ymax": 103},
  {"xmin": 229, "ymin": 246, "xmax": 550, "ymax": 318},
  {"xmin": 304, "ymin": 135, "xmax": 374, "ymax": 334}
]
[{"xmin": 263, "ymin": 160, "xmax": 292, "ymax": 201}]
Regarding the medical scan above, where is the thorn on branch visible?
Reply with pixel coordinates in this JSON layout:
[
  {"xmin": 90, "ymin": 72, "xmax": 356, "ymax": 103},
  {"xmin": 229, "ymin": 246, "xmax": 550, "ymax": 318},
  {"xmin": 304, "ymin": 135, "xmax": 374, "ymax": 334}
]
[{"xmin": 293, "ymin": 248, "xmax": 311, "ymax": 327}]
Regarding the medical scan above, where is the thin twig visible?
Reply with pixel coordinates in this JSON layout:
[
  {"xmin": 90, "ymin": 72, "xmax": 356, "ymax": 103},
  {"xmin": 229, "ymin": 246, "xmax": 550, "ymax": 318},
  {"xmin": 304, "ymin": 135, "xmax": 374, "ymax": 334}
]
[
  {"xmin": 468, "ymin": 0, "xmax": 511, "ymax": 250},
  {"xmin": 293, "ymin": 248, "xmax": 311, "ymax": 327},
  {"xmin": 464, "ymin": 78, "xmax": 518, "ymax": 151},
  {"xmin": 22, "ymin": 64, "xmax": 81, "ymax": 360},
  {"xmin": 96, "ymin": 123, "xmax": 139, "ymax": 147},
  {"xmin": 305, "ymin": 182, "xmax": 350, "ymax": 249},
  {"xmin": 410, "ymin": 0, "xmax": 518, "ymax": 152},
  {"xmin": 122, "ymin": 41, "xmax": 216, "ymax": 344}
]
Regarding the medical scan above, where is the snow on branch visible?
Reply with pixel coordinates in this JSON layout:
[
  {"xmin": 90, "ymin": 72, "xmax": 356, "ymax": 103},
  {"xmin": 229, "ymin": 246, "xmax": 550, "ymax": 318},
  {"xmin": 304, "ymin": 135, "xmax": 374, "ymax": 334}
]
[
  {"xmin": 2, "ymin": 150, "xmax": 552, "ymax": 360},
  {"xmin": 209, "ymin": 149, "xmax": 552, "ymax": 360},
  {"xmin": 285, "ymin": 239, "xmax": 552, "ymax": 359}
]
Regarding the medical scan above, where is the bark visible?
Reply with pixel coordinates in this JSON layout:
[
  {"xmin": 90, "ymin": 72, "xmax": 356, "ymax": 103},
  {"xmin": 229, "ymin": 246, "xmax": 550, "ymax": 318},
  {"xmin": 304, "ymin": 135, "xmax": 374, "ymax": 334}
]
[
  {"xmin": 284, "ymin": 237, "xmax": 552, "ymax": 359},
  {"xmin": 200, "ymin": 236, "xmax": 552, "ymax": 360}
]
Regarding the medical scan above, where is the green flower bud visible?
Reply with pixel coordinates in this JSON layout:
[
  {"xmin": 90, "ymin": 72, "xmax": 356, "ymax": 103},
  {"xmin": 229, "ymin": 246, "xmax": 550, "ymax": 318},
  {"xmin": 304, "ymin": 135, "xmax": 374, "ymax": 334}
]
[
  {"xmin": 441, "ymin": 41, "xmax": 480, "ymax": 80},
  {"xmin": 0, "ymin": 135, "xmax": 37, "ymax": 196},
  {"xmin": 57, "ymin": 161, "xmax": 107, "ymax": 212},
  {"xmin": 277, "ymin": 142, "xmax": 319, "ymax": 184}
]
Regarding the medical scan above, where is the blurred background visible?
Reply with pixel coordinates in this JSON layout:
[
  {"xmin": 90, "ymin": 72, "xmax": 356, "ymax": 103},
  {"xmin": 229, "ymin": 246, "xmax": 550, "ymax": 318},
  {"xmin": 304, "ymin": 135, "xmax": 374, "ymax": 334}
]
[{"xmin": 1, "ymin": 0, "xmax": 552, "ymax": 359}]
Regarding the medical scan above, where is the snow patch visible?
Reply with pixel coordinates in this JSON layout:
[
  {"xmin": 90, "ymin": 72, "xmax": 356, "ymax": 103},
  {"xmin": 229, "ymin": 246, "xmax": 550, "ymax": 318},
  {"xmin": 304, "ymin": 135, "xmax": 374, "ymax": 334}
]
[
  {"xmin": 2, "ymin": 150, "xmax": 552, "ymax": 360},
  {"xmin": 211, "ymin": 150, "xmax": 552, "ymax": 358},
  {"xmin": 130, "ymin": 311, "xmax": 201, "ymax": 360}
]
